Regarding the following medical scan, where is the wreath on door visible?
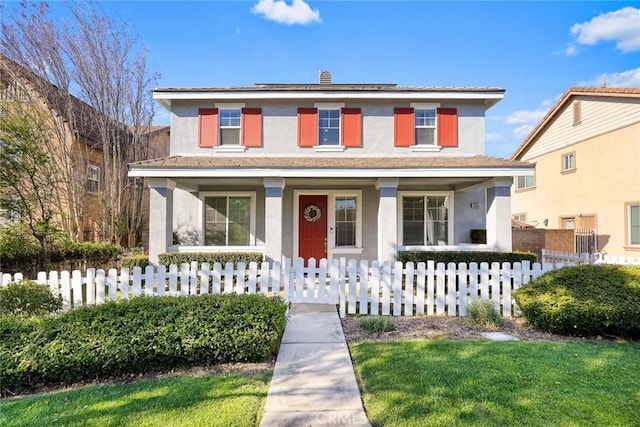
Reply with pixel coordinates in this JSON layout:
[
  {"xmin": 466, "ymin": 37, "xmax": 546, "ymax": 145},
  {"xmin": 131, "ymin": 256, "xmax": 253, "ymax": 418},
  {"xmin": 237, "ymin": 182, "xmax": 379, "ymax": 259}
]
[{"xmin": 303, "ymin": 204, "xmax": 322, "ymax": 223}]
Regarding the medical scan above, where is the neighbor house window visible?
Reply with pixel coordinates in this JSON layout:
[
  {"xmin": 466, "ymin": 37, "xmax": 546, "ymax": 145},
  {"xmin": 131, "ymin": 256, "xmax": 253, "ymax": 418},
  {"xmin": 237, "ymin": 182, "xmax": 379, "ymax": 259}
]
[
  {"xmin": 415, "ymin": 109, "xmax": 436, "ymax": 145},
  {"xmin": 87, "ymin": 164, "xmax": 101, "ymax": 193},
  {"xmin": 562, "ymin": 152, "xmax": 575, "ymax": 172},
  {"xmin": 401, "ymin": 194, "xmax": 451, "ymax": 246},
  {"xmin": 516, "ymin": 175, "xmax": 535, "ymax": 189},
  {"xmin": 335, "ymin": 196, "xmax": 356, "ymax": 247},
  {"xmin": 513, "ymin": 214, "xmax": 527, "ymax": 222},
  {"xmin": 219, "ymin": 109, "xmax": 241, "ymax": 145},
  {"xmin": 573, "ymin": 101, "xmax": 582, "ymax": 125},
  {"xmin": 318, "ymin": 109, "xmax": 340, "ymax": 145},
  {"xmin": 204, "ymin": 194, "xmax": 254, "ymax": 246},
  {"xmin": 629, "ymin": 204, "xmax": 640, "ymax": 246}
]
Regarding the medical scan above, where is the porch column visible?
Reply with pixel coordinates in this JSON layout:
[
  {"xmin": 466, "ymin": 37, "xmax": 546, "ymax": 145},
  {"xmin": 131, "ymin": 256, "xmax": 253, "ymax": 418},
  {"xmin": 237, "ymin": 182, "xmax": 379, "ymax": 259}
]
[
  {"xmin": 263, "ymin": 178, "xmax": 285, "ymax": 264},
  {"xmin": 147, "ymin": 178, "xmax": 175, "ymax": 264},
  {"xmin": 486, "ymin": 178, "xmax": 513, "ymax": 252},
  {"xmin": 376, "ymin": 178, "xmax": 399, "ymax": 262}
]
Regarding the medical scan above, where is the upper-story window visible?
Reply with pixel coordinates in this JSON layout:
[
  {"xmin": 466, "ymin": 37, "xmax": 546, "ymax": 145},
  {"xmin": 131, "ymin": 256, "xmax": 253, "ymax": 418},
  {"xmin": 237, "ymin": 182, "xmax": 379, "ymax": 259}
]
[
  {"xmin": 87, "ymin": 164, "xmax": 101, "ymax": 193},
  {"xmin": 415, "ymin": 109, "xmax": 436, "ymax": 145},
  {"xmin": 318, "ymin": 109, "xmax": 340, "ymax": 145},
  {"xmin": 395, "ymin": 107, "xmax": 457, "ymax": 148},
  {"xmin": 198, "ymin": 107, "xmax": 262, "ymax": 148},
  {"xmin": 562, "ymin": 152, "xmax": 575, "ymax": 173},
  {"xmin": 219, "ymin": 109, "xmax": 241, "ymax": 145},
  {"xmin": 516, "ymin": 175, "xmax": 535, "ymax": 190}
]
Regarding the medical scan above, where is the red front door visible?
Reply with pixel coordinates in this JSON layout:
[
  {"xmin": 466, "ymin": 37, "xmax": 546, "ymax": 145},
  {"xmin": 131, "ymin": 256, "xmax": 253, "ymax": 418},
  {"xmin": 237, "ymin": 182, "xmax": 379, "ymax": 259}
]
[{"xmin": 298, "ymin": 195, "xmax": 327, "ymax": 261}]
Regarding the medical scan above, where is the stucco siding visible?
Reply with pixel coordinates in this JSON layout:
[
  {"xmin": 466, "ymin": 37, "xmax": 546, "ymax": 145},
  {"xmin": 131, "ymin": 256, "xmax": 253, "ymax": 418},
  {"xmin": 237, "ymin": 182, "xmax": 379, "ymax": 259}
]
[{"xmin": 168, "ymin": 100, "xmax": 487, "ymax": 157}]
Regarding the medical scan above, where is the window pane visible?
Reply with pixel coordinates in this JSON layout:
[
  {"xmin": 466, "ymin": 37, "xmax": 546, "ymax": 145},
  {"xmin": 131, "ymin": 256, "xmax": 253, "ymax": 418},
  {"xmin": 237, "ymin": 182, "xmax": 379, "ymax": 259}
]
[
  {"xmin": 403, "ymin": 197, "xmax": 425, "ymax": 245},
  {"xmin": 318, "ymin": 109, "xmax": 340, "ymax": 145},
  {"xmin": 205, "ymin": 197, "xmax": 227, "ymax": 246},
  {"xmin": 427, "ymin": 196, "xmax": 448, "ymax": 245},
  {"xmin": 631, "ymin": 205, "xmax": 640, "ymax": 245},
  {"xmin": 220, "ymin": 109, "xmax": 241, "ymax": 126},
  {"xmin": 415, "ymin": 128, "xmax": 435, "ymax": 145},
  {"xmin": 220, "ymin": 128, "xmax": 240, "ymax": 145},
  {"xmin": 335, "ymin": 197, "xmax": 356, "ymax": 247},
  {"xmin": 228, "ymin": 197, "xmax": 251, "ymax": 245}
]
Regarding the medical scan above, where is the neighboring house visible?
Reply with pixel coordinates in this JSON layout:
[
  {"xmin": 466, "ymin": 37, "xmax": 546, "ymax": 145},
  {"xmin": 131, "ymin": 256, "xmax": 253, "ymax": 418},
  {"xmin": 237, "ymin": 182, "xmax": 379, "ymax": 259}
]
[
  {"xmin": 511, "ymin": 87, "xmax": 640, "ymax": 257},
  {"xmin": 129, "ymin": 72, "xmax": 533, "ymax": 263}
]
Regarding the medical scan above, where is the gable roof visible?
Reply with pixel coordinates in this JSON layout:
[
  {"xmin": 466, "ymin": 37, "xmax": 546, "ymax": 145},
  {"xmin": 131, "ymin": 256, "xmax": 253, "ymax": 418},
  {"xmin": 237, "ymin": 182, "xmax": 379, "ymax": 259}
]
[{"xmin": 511, "ymin": 87, "xmax": 640, "ymax": 160}]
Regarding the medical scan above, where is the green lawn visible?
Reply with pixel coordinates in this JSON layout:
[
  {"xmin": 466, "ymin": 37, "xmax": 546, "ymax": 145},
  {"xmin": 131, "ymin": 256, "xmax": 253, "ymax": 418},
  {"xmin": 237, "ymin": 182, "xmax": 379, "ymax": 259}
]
[
  {"xmin": 350, "ymin": 340, "xmax": 640, "ymax": 427},
  {"xmin": 0, "ymin": 371, "xmax": 271, "ymax": 427}
]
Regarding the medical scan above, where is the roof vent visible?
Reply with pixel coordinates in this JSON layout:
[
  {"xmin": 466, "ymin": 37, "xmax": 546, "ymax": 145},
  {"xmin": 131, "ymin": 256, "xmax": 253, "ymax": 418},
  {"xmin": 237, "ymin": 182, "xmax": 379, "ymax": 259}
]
[{"xmin": 319, "ymin": 70, "xmax": 332, "ymax": 85}]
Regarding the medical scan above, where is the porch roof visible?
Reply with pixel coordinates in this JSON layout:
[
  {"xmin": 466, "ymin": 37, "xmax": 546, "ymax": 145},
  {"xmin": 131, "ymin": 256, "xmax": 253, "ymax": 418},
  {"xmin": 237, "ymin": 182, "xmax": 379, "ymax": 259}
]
[{"xmin": 128, "ymin": 155, "xmax": 533, "ymax": 179}]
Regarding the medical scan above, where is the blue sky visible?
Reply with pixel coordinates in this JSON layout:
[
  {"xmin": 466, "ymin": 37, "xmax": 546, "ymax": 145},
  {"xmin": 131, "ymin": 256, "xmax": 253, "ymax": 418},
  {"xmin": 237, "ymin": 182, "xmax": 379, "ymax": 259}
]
[{"xmin": 12, "ymin": 1, "xmax": 640, "ymax": 158}]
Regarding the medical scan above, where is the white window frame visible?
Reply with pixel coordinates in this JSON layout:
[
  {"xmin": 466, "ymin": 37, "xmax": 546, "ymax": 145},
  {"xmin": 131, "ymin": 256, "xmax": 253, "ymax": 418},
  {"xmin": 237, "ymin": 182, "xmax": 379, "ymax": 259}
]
[
  {"xmin": 87, "ymin": 164, "xmax": 101, "ymax": 194},
  {"xmin": 562, "ymin": 152, "xmax": 576, "ymax": 173},
  {"xmin": 292, "ymin": 189, "xmax": 363, "ymax": 258},
  {"xmin": 516, "ymin": 175, "xmax": 535, "ymax": 190},
  {"xmin": 199, "ymin": 191, "xmax": 256, "ymax": 247},
  {"xmin": 627, "ymin": 203, "xmax": 640, "ymax": 247},
  {"xmin": 313, "ymin": 102, "xmax": 346, "ymax": 151},
  {"xmin": 410, "ymin": 102, "xmax": 441, "ymax": 152},
  {"xmin": 214, "ymin": 103, "xmax": 246, "ymax": 152},
  {"xmin": 397, "ymin": 191, "xmax": 454, "ymax": 249}
]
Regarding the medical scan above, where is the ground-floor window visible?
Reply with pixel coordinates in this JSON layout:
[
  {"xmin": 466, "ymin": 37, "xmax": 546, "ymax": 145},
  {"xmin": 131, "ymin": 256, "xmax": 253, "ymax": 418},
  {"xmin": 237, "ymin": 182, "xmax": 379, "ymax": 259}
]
[
  {"xmin": 202, "ymin": 193, "xmax": 255, "ymax": 246},
  {"xmin": 400, "ymin": 193, "xmax": 452, "ymax": 246},
  {"xmin": 628, "ymin": 203, "xmax": 640, "ymax": 246},
  {"xmin": 335, "ymin": 196, "xmax": 357, "ymax": 247}
]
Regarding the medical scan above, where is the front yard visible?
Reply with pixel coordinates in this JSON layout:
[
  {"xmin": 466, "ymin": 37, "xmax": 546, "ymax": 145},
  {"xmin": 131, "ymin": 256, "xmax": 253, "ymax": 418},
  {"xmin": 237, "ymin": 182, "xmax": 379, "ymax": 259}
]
[{"xmin": 345, "ymin": 317, "xmax": 640, "ymax": 427}]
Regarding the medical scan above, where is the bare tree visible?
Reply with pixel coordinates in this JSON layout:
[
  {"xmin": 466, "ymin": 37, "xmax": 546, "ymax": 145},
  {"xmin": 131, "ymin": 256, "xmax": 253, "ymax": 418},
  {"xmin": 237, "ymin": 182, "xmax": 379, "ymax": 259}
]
[{"xmin": 0, "ymin": 1, "xmax": 158, "ymax": 246}]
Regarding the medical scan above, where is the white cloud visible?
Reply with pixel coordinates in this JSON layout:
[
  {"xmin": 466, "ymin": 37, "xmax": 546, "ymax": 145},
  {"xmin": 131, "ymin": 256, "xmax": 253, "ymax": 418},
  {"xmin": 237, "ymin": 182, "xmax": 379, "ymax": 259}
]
[
  {"xmin": 570, "ymin": 7, "xmax": 640, "ymax": 52},
  {"xmin": 562, "ymin": 44, "xmax": 578, "ymax": 56},
  {"xmin": 504, "ymin": 109, "xmax": 547, "ymax": 125},
  {"xmin": 578, "ymin": 67, "xmax": 640, "ymax": 88},
  {"xmin": 513, "ymin": 124, "xmax": 534, "ymax": 140},
  {"xmin": 252, "ymin": 0, "xmax": 321, "ymax": 25},
  {"xmin": 485, "ymin": 132, "xmax": 503, "ymax": 142}
]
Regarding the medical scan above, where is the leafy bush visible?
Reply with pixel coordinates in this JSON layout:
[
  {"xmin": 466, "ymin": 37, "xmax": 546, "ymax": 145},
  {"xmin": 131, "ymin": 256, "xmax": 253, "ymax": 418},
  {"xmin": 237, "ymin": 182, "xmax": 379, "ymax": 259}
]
[
  {"xmin": 514, "ymin": 265, "xmax": 640, "ymax": 337},
  {"xmin": 359, "ymin": 316, "xmax": 396, "ymax": 334},
  {"xmin": 0, "ymin": 281, "xmax": 62, "ymax": 316},
  {"xmin": 0, "ymin": 224, "xmax": 40, "ymax": 261},
  {"xmin": 399, "ymin": 251, "xmax": 538, "ymax": 265},
  {"xmin": 121, "ymin": 254, "xmax": 150, "ymax": 269},
  {"xmin": 466, "ymin": 300, "xmax": 504, "ymax": 329},
  {"xmin": 158, "ymin": 252, "xmax": 264, "ymax": 267},
  {"xmin": 0, "ymin": 293, "xmax": 287, "ymax": 395}
]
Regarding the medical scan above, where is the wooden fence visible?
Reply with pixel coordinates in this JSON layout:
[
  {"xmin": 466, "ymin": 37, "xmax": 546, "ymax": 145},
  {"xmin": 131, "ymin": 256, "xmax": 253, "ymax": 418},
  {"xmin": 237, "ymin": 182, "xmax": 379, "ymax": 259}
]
[{"xmin": 1, "ymin": 257, "xmax": 567, "ymax": 318}]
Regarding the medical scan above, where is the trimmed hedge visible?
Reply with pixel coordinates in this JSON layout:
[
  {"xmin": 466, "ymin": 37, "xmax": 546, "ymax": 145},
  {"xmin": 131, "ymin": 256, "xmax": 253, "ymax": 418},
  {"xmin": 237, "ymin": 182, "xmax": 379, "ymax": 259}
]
[
  {"xmin": 121, "ymin": 254, "xmax": 151, "ymax": 269},
  {"xmin": 513, "ymin": 265, "xmax": 640, "ymax": 337},
  {"xmin": 399, "ymin": 251, "xmax": 538, "ymax": 265},
  {"xmin": 0, "ymin": 293, "xmax": 287, "ymax": 395},
  {"xmin": 158, "ymin": 252, "xmax": 264, "ymax": 266},
  {"xmin": 0, "ymin": 281, "xmax": 62, "ymax": 316}
]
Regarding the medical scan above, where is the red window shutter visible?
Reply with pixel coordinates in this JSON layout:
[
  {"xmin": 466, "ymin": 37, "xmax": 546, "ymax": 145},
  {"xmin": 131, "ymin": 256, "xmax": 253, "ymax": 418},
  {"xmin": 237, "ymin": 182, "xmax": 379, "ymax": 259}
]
[
  {"xmin": 437, "ymin": 108, "xmax": 458, "ymax": 147},
  {"xmin": 298, "ymin": 108, "xmax": 318, "ymax": 147},
  {"xmin": 394, "ymin": 108, "xmax": 414, "ymax": 147},
  {"xmin": 241, "ymin": 108, "xmax": 262, "ymax": 147},
  {"xmin": 341, "ymin": 108, "xmax": 362, "ymax": 147},
  {"xmin": 198, "ymin": 108, "xmax": 218, "ymax": 147}
]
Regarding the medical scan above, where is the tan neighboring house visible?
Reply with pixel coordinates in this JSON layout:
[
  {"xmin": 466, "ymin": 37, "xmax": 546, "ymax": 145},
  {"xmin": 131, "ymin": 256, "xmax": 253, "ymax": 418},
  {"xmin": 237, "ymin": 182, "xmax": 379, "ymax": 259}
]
[{"xmin": 511, "ymin": 87, "xmax": 640, "ymax": 257}]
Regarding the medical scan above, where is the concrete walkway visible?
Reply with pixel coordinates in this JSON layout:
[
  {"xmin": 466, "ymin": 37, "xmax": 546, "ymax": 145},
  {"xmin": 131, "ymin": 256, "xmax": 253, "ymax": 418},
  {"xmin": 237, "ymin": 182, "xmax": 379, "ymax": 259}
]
[{"xmin": 260, "ymin": 304, "xmax": 371, "ymax": 427}]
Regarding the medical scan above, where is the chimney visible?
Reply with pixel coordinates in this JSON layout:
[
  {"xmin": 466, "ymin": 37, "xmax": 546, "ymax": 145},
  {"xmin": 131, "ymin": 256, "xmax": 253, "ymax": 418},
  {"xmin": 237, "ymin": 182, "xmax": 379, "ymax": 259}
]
[
  {"xmin": 319, "ymin": 70, "xmax": 332, "ymax": 85},
  {"xmin": 601, "ymin": 77, "xmax": 607, "ymax": 88}
]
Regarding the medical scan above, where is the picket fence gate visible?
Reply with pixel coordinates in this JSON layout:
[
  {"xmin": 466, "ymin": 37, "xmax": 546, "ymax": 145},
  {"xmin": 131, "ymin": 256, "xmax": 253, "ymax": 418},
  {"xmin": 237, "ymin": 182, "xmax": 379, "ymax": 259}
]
[{"xmin": 1, "ymin": 257, "xmax": 569, "ymax": 318}]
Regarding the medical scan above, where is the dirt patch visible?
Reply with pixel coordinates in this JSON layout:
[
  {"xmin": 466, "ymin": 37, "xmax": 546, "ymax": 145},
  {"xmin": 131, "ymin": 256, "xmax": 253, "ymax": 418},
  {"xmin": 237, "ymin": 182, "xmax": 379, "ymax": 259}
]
[{"xmin": 341, "ymin": 315, "xmax": 582, "ymax": 343}]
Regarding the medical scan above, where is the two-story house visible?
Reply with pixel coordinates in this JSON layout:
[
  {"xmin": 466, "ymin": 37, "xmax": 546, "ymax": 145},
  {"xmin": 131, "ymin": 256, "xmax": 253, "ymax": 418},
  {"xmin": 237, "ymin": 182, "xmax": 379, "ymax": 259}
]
[
  {"xmin": 129, "ymin": 72, "xmax": 533, "ymax": 263},
  {"xmin": 511, "ymin": 87, "xmax": 640, "ymax": 257}
]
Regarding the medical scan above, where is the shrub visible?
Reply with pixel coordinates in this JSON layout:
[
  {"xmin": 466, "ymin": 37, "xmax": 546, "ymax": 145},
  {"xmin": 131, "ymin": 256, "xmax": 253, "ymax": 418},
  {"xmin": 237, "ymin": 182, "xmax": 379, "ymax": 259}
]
[
  {"xmin": 0, "ymin": 224, "xmax": 40, "ymax": 261},
  {"xmin": 359, "ymin": 316, "xmax": 395, "ymax": 334},
  {"xmin": 121, "ymin": 254, "xmax": 150, "ymax": 269},
  {"xmin": 158, "ymin": 252, "xmax": 264, "ymax": 267},
  {"xmin": 466, "ymin": 299, "xmax": 504, "ymax": 329},
  {"xmin": 399, "ymin": 251, "xmax": 538, "ymax": 265},
  {"xmin": 0, "ymin": 293, "xmax": 287, "ymax": 395},
  {"xmin": 513, "ymin": 265, "xmax": 640, "ymax": 337},
  {"xmin": 0, "ymin": 281, "xmax": 62, "ymax": 316}
]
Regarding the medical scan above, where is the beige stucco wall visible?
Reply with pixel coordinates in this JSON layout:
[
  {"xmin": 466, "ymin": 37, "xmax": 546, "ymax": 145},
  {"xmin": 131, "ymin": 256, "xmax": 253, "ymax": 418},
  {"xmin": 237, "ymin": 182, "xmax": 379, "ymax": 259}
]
[{"xmin": 512, "ymin": 121, "xmax": 640, "ymax": 257}]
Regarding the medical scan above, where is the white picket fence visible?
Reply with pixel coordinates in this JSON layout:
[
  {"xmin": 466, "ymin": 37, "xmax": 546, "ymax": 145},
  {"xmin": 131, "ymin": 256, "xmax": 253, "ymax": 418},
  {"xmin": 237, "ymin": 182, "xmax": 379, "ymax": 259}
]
[
  {"xmin": 1, "ymin": 257, "xmax": 570, "ymax": 318},
  {"xmin": 542, "ymin": 249, "xmax": 640, "ymax": 266}
]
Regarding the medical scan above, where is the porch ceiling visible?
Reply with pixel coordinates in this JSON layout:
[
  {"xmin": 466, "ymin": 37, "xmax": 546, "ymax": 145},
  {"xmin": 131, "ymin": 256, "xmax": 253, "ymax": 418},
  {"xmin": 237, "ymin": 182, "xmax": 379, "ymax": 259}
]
[{"xmin": 129, "ymin": 155, "xmax": 533, "ymax": 179}]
